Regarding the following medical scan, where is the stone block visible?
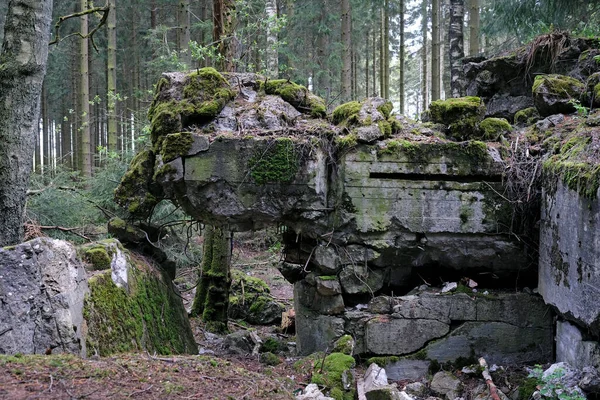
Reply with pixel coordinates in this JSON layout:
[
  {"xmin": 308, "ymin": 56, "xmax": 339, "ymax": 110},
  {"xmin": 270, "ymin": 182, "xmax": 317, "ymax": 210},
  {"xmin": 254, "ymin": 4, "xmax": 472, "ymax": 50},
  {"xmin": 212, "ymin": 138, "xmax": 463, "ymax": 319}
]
[
  {"xmin": 366, "ymin": 318, "xmax": 449, "ymax": 355},
  {"xmin": 385, "ymin": 360, "xmax": 431, "ymax": 381},
  {"xmin": 556, "ymin": 320, "xmax": 600, "ymax": 369}
]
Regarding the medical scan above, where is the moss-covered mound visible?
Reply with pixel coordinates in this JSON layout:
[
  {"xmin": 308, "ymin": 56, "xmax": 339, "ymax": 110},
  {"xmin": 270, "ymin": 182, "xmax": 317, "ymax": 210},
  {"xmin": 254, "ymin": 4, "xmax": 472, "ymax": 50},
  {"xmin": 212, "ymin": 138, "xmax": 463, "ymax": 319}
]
[
  {"xmin": 228, "ymin": 270, "xmax": 285, "ymax": 325},
  {"xmin": 79, "ymin": 242, "xmax": 115, "ymax": 271},
  {"xmin": 264, "ymin": 79, "xmax": 326, "ymax": 117},
  {"xmin": 532, "ymin": 74, "xmax": 585, "ymax": 117},
  {"xmin": 113, "ymin": 149, "xmax": 160, "ymax": 218},
  {"xmin": 424, "ymin": 96, "xmax": 486, "ymax": 140},
  {"xmin": 543, "ymin": 124, "xmax": 600, "ymax": 199},
  {"xmin": 311, "ymin": 352, "xmax": 356, "ymax": 400},
  {"xmin": 514, "ymin": 107, "xmax": 541, "ymax": 126},
  {"xmin": 148, "ymin": 68, "xmax": 235, "ymax": 147},
  {"xmin": 479, "ymin": 117, "xmax": 512, "ymax": 141},
  {"xmin": 83, "ymin": 251, "xmax": 197, "ymax": 356}
]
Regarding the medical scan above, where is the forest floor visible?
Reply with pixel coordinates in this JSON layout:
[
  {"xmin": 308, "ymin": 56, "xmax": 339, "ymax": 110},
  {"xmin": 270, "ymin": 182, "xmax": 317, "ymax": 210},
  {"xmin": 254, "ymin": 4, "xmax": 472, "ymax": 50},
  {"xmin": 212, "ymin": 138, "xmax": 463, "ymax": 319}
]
[{"xmin": 0, "ymin": 233, "xmax": 303, "ymax": 400}]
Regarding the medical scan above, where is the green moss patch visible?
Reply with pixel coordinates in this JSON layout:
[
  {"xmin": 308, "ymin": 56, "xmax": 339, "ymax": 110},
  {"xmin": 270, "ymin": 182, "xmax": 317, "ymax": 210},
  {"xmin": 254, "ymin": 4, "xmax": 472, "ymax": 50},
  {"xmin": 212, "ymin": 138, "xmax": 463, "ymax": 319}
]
[
  {"xmin": 114, "ymin": 149, "xmax": 160, "ymax": 217},
  {"xmin": 228, "ymin": 270, "xmax": 285, "ymax": 325},
  {"xmin": 532, "ymin": 74, "xmax": 584, "ymax": 97},
  {"xmin": 161, "ymin": 132, "xmax": 194, "ymax": 162},
  {"xmin": 479, "ymin": 118, "xmax": 512, "ymax": 141},
  {"xmin": 311, "ymin": 352, "xmax": 356, "ymax": 400},
  {"xmin": 332, "ymin": 101, "xmax": 361, "ymax": 125},
  {"xmin": 248, "ymin": 138, "xmax": 300, "ymax": 184},
  {"xmin": 424, "ymin": 96, "xmax": 486, "ymax": 140},
  {"xmin": 83, "ymin": 260, "xmax": 197, "ymax": 356},
  {"xmin": 264, "ymin": 79, "xmax": 326, "ymax": 117},
  {"xmin": 514, "ymin": 107, "xmax": 541, "ymax": 125},
  {"xmin": 543, "ymin": 132, "xmax": 600, "ymax": 199}
]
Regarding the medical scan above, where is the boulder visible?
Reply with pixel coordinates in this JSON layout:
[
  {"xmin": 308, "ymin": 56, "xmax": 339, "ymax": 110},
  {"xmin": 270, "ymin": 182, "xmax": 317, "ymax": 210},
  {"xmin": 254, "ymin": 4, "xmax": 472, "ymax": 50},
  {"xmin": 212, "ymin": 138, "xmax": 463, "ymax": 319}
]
[
  {"xmin": 532, "ymin": 74, "xmax": 585, "ymax": 116},
  {"xmin": 223, "ymin": 330, "xmax": 261, "ymax": 355},
  {"xmin": 422, "ymin": 96, "xmax": 486, "ymax": 140},
  {"xmin": 297, "ymin": 383, "xmax": 335, "ymax": 400},
  {"xmin": 430, "ymin": 371, "xmax": 462, "ymax": 400},
  {"xmin": 228, "ymin": 271, "xmax": 285, "ymax": 325},
  {"xmin": 0, "ymin": 238, "xmax": 89, "ymax": 356}
]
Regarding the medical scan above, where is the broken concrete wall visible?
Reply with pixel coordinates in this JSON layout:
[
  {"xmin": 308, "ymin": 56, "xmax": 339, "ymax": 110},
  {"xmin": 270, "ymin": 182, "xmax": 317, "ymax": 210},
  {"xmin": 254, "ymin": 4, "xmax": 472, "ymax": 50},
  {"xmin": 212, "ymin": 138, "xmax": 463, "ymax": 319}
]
[{"xmin": 539, "ymin": 180, "xmax": 600, "ymax": 369}]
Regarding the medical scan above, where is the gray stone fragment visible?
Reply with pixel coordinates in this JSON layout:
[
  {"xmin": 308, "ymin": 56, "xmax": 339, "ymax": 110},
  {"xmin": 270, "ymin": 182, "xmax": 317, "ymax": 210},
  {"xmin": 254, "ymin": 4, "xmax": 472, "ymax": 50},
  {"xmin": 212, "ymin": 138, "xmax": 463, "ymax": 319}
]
[
  {"xmin": 187, "ymin": 134, "xmax": 210, "ymax": 155},
  {"xmin": 340, "ymin": 264, "xmax": 384, "ymax": 295},
  {"xmin": 294, "ymin": 304, "xmax": 345, "ymax": 355},
  {"xmin": 296, "ymin": 383, "xmax": 335, "ymax": 400},
  {"xmin": 356, "ymin": 125, "xmax": 384, "ymax": 144},
  {"xmin": 313, "ymin": 245, "xmax": 339, "ymax": 274},
  {"xmin": 385, "ymin": 360, "xmax": 431, "ymax": 382},
  {"xmin": 430, "ymin": 371, "xmax": 462, "ymax": 400},
  {"xmin": 0, "ymin": 238, "xmax": 89, "ymax": 356},
  {"xmin": 404, "ymin": 382, "xmax": 428, "ymax": 397},
  {"xmin": 316, "ymin": 276, "xmax": 342, "ymax": 296},
  {"xmin": 223, "ymin": 330, "xmax": 260, "ymax": 355},
  {"xmin": 368, "ymin": 296, "xmax": 393, "ymax": 314}
]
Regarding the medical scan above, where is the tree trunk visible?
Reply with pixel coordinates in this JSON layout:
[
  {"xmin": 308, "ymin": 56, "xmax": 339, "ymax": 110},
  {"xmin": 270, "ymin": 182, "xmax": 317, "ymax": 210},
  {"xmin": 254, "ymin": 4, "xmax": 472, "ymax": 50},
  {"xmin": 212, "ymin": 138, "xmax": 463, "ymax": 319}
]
[
  {"xmin": 421, "ymin": 0, "xmax": 428, "ymax": 112},
  {"xmin": 316, "ymin": 0, "xmax": 330, "ymax": 99},
  {"xmin": 79, "ymin": 0, "xmax": 92, "ymax": 177},
  {"xmin": 191, "ymin": 225, "xmax": 231, "ymax": 333},
  {"xmin": 107, "ymin": 0, "xmax": 117, "ymax": 152},
  {"xmin": 431, "ymin": 0, "xmax": 441, "ymax": 101},
  {"xmin": 383, "ymin": 0, "xmax": 390, "ymax": 100},
  {"xmin": 0, "ymin": 0, "xmax": 53, "ymax": 246},
  {"xmin": 449, "ymin": 0, "xmax": 465, "ymax": 98},
  {"xmin": 265, "ymin": 0, "xmax": 278, "ymax": 78},
  {"xmin": 399, "ymin": 0, "xmax": 405, "ymax": 114},
  {"xmin": 468, "ymin": 0, "xmax": 480, "ymax": 55},
  {"xmin": 341, "ymin": 0, "xmax": 352, "ymax": 102},
  {"xmin": 177, "ymin": 0, "xmax": 190, "ymax": 66},
  {"xmin": 213, "ymin": 0, "xmax": 236, "ymax": 72}
]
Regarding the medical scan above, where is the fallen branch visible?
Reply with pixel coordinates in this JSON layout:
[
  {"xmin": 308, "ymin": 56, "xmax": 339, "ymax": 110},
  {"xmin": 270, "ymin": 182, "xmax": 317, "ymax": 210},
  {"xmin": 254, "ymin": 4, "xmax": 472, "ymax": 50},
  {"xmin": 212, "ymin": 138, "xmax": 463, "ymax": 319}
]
[
  {"xmin": 38, "ymin": 225, "xmax": 91, "ymax": 241},
  {"xmin": 479, "ymin": 357, "xmax": 502, "ymax": 400}
]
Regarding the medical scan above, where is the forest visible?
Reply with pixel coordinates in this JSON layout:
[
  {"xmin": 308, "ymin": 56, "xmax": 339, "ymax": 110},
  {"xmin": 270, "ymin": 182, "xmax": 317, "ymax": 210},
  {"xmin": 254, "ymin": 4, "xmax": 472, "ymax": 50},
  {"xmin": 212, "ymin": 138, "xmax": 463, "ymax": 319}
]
[{"xmin": 1, "ymin": 0, "xmax": 600, "ymax": 399}]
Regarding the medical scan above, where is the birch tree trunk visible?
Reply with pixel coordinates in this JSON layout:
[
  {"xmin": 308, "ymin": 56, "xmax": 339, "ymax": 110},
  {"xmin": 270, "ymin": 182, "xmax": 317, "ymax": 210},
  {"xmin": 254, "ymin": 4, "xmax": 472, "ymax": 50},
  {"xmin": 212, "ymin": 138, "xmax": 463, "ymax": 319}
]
[
  {"xmin": 431, "ymin": 0, "xmax": 441, "ymax": 101},
  {"xmin": 341, "ymin": 0, "xmax": 352, "ymax": 102},
  {"xmin": 0, "ymin": 0, "xmax": 53, "ymax": 246},
  {"xmin": 177, "ymin": 0, "xmax": 190, "ymax": 66},
  {"xmin": 79, "ymin": 0, "xmax": 92, "ymax": 177},
  {"xmin": 449, "ymin": 0, "xmax": 465, "ymax": 98},
  {"xmin": 421, "ymin": 0, "xmax": 428, "ymax": 112},
  {"xmin": 265, "ymin": 0, "xmax": 278, "ymax": 78}
]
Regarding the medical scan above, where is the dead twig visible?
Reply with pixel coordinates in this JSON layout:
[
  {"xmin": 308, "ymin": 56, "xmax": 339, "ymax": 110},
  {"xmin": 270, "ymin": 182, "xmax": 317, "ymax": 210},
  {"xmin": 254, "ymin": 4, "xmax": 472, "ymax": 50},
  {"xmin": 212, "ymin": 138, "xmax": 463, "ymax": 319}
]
[{"xmin": 127, "ymin": 385, "xmax": 153, "ymax": 398}]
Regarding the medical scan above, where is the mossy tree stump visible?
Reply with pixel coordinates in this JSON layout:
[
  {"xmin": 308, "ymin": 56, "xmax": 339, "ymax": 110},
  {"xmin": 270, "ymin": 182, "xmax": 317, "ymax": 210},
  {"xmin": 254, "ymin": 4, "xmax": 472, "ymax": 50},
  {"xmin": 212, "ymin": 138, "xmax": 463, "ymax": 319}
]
[{"xmin": 191, "ymin": 225, "xmax": 232, "ymax": 333}]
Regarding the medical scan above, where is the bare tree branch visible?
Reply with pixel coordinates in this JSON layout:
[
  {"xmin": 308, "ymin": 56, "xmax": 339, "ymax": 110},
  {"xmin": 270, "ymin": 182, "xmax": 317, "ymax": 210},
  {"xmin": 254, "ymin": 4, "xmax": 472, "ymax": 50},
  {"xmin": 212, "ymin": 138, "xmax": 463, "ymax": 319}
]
[{"xmin": 49, "ymin": 3, "xmax": 110, "ymax": 52}]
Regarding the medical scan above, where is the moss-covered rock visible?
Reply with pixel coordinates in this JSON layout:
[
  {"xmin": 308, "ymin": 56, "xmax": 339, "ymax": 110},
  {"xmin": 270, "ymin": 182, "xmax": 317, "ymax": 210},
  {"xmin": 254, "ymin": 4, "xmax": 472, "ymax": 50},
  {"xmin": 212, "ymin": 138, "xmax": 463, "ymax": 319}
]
[
  {"xmin": 260, "ymin": 352, "xmax": 282, "ymax": 366},
  {"xmin": 228, "ymin": 270, "xmax": 285, "ymax": 325},
  {"xmin": 423, "ymin": 96, "xmax": 486, "ymax": 140},
  {"xmin": 332, "ymin": 335, "xmax": 355, "ymax": 355},
  {"xmin": 264, "ymin": 79, "xmax": 326, "ymax": 117},
  {"xmin": 148, "ymin": 68, "xmax": 234, "ymax": 149},
  {"xmin": 583, "ymin": 72, "xmax": 600, "ymax": 108},
  {"xmin": 113, "ymin": 149, "xmax": 160, "ymax": 218},
  {"xmin": 479, "ymin": 117, "xmax": 512, "ymax": 141},
  {"xmin": 332, "ymin": 101, "xmax": 362, "ymax": 125},
  {"xmin": 543, "ymin": 131, "xmax": 600, "ymax": 199},
  {"xmin": 311, "ymin": 352, "xmax": 356, "ymax": 400},
  {"xmin": 532, "ymin": 74, "xmax": 585, "ymax": 117},
  {"xmin": 80, "ymin": 245, "xmax": 113, "ymax": 271},
  {"xmin": 83, "ymin": 251, "xmax": 197, "ymax": 356},
  {"xmin": 160, "ymin": 131, "xmax": 194, "ymax": 162},
  {"xmin": 514, "ymin": 107, "xmax": 541, "ymax": 126}
]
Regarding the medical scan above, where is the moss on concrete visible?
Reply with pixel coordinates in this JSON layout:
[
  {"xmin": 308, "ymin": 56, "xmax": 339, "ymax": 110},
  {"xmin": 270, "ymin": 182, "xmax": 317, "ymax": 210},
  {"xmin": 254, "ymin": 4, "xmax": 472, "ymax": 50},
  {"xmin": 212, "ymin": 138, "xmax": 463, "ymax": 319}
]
[
  {"xmin": 366, "ymin": 356, "xmax": 400, "ymax": 367},
  {"xmin": 81, "ymin": 245, "xmax": 113, "ymax": 271},
  {"xmin": 377, "ymin": 101, "xmax": 394, "ymax": 119},
  {"xmin": 532, "ymin": 74, "xmax": 584, "ymax": 97},
  {"xmin": 333, "ymin": 335, "xmax": 354, "ymax": 355},
  {"xmin": 479, "ymin": 117, "xmax": 512, "ymax": 141},
  {"xmin": 543, "ymin": 132, "xmax": 600, "ymax": 199},
  {"xmin": 83, "ymin": 258, "xmax": 197, "ymax": 356},
  {"xmin": 248, "ymin": 137, "xmax": 299, "ymax": 184},
  {"xmin": 161, "ymin": 132, "xmax": 194, "ymax": 162}
]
